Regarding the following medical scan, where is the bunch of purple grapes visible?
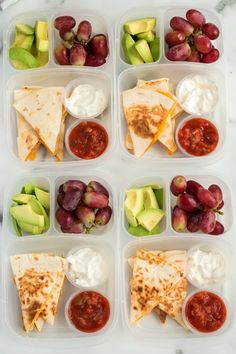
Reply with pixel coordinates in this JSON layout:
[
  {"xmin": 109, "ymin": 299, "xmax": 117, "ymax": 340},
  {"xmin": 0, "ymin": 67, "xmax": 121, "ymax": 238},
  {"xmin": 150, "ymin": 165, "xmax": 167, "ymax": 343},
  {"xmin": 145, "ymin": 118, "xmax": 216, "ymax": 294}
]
[
  {"xmin": 171, "ymin": 176, "xmax": 224, "ymax": 235},
  {"xmin": 165, "ymin": 9, "xmax": 220, "ymax": 63},
  {"xmin": 54, "ymin": 16, "xmax": 109, "ymax": 67},
  {"xmin": 56, "ymin": 179, "xmax": 112, "ymax": 234}
]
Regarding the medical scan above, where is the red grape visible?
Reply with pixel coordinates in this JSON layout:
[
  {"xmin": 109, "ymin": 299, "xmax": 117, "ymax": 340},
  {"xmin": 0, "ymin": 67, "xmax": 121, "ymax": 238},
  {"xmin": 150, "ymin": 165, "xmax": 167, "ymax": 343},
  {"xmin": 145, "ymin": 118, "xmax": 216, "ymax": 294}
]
[
  {"xmin": 201, "ymin": 48, "xmax": 219, "ymax": 63},
  {"xmin": 56, "ymin": 207, "xmax": 74, "ymax": 229},
  {"xmin": 59, "ymin": 29, "xmax": 75, "ymax": 42},
  {"xmin": 203, "ymin": 23, "xmax": 220, "ymax": 40},
  {"xmin": 170, "ymin": 16, "xmax": 194, "ymax": 36},
  {"xmin": 186, "ymin": 9, "xmax": 206, "ymax": 28},
  {"xmin": 77, "ymin": 20, "xmax": 92, "ymax": 44},
  {"xmin": 86, "ymin": 181, "xmax": 109, "ymax": 197},
  {"xmin": 54, "ymin": 45, "xmax": 70, "ymax": 65},
  {"xmin": 186, "ymin": 180, "xmax": 203, "ymax": 197},
  {"xmin": 75, "ymin": 205, "xmax": 95, "ymax": 225},
  {"xmin": 197, "ymin": 188, "xmax": 217, "ymax": 208},
  {"xmin": 208, "ymin": 184, "xmax": 223, "ymax": 207},
  {"xmin": 95, "ymin": 206, "xmax": 112, "ymax": 226},
  {"xmin": 194, "ymin": 34, "xmax": 212, "ymax": 54},
  {"xmin": 177, "ymin": 193, "xmax": 199, "ymax": 212},
  {"xmin": 170, "ymin": 176, "xmax": 187, "ymax": 196},
  {"xmin": 198, "ymin": 210, "xmax": 216, "ymax": 233},
  {"xmin": 63, "ymin": 180, "xmax": 87, "ymax": 193},
  {"xmin": 83, "ymin": 192, "xmax": 108, "ymax": 209},
  {"xmin": 62, "ymin": 190, "xmax": 83, "ymax": 211},
  {"xmin": 90, "ymin": 34, "xmax": 109, "ymax": 59},
  {"xmin": 70, "ymin": 44, "xmax": 87, "ymax": 65},
  {"xmin": 85, "ymin": 54, "xmax": 106, "ymax": 67},
  {"xmin": 209, "ymin": 221, "xmax": 224, "ymax": 235},
  {"xmin": 57, "ymin": 192, "xmax": 65, "ymax": 207},
  {"xmin": 186, "ymin": 49, "xmax": 201, "ymax": 62},
  {"xmin": 187, "ymin": 213, "xmax": 201, "ymax": 232},
  {"xmin": 54, "ymin": 16, "xmax": 76, "ymax": 31},
  {"xmin": 172, "ymin": 207, "xmax": 188, "ymax": 232},
  {"xmin": 61, "ymin": 221, "xmax": 84, "ymax": 234},
  {"xmin": 165, "ymin": 31, "xmax": 186, "ymax": 46},
  {"xmin": 217, "ymin": 200, "xmax": 224, "ymax": 210},
  {"xmin": 166, "ymin": 42, "xmax": 191, "ymax": 61}
]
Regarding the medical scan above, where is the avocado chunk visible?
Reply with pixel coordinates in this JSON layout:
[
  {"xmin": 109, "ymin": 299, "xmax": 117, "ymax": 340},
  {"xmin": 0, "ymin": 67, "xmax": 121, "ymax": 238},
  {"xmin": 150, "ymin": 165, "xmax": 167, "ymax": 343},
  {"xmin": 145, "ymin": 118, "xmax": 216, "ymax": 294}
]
[
  {"xmin": 9, "ymin": 48, "xmax": 39, "ymax": 69},
  {"xmin": 124, "ymin": 17, "xmax": 156, "ymax": 35},
  {"xmin": 17, "ymin": 220, "xmax": 44, "ymax": 235},
  {"xmin": 134, "ymin": 39, "xmax": 153, "ymax": 63},
  {"xmin": 11, "ymin": 216, "xmax": 22, "ymax": 236},
  {"xmin": 12, "ymin": 193, "xmax": 36, "ymax": 204},
  {"xmin": 143, "ymin": 186, "xmax": 159, "ymax": 209},
  {"xmin": 16, "ymin": 23, "xmax": 34, "ymax": 36},
  {"xmin": 36, "ymin": 51, "xmax": 49, "ymax": 67},
  {"xmin": 10, "ymin": 59, "xmax": 29, "ymax": 70},
  {"xmin": 125, "ymin": 206, "xmax": 138, "ymax": 227},
  {"xmin": 125, "ymin": 188, "xmax": 144, "ymax": 227},
  {"xmin": 127, "ymin": 45, "xmax": 144, "ymax": 65},
  {"xmin": 149, "ymin": 37, "xmax": 160, "ymax": 62},
  {"xmin": 11, "ymin": 33, "xmax": 34, "ymax": 51},
  {"xmin": 10, "ymin": 204, "xmax": 45, "ymax": 228},
  {"xmin": 137, "ymin": 208, "xmax": 164, "ymax": 231},
  {"xmin": 154, "ymin": 188, "xmax": 164, "ymax": 209},
  {"xmin": 29, "ymin": 199, "xmax": 49, "ymax": 230},
  {"xmin": 128, "ymin": 224, "xmax": 160, "ymax": 236},
  {"xmin": 24, "ymin": 183, "xmax": 35, "ymax": 195},
  {"xmin": 35, "ymin": 21, "xmax": 48, "ymax": 52},
  {"xmin": 136, "ymin": 31, "xmax": 155, "ymax": 42},
  {"xmin": 34, "ymin": 187, "xmax": 50, "ymax": 209}
]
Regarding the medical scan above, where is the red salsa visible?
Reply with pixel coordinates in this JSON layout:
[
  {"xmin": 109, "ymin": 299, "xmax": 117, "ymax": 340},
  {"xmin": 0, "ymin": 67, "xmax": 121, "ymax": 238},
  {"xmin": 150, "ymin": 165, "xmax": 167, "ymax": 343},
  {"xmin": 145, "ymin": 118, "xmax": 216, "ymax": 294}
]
[
  {"xmin": 185, "ymin": 291, "xmax": 227, "ymax": 333},
  {"xmin": 68, "ymin": 121, "xmax": 108, "ymax": 159},
  {"xmin": 68, "ymin": 291, "xmax": 110, "ymax": 333},
  {"xmin": 178, "ymin": 118, "xmax": 219, "ymax": 156}
]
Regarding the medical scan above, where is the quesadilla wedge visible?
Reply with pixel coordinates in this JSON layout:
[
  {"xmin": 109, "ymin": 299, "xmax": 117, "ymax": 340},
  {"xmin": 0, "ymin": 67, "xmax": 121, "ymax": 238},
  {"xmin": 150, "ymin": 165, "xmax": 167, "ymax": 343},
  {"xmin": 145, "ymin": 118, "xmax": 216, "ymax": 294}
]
[
  {"xmin": 13, "ymin": 87, "xmax": 64, "ymax": 157},
  {"xmin": 122, "ymin": 87, "xmax": 176, "ymax": 157},
  {"xmin": 10, "ymin": 253, "xmax": 65, "ymax": 332},
  {"xmin": 14, "ymin": 87, "xmax": 42, "ymax": 161},
  {"xmin": 129, "ymin": 249, "xmax": 187, "ymax": 328}
]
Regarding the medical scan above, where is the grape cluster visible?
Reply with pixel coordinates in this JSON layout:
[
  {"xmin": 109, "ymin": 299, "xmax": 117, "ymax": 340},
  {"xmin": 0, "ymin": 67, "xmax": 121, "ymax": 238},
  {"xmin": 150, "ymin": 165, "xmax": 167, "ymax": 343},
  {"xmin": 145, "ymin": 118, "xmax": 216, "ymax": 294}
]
[
  {"xmin": 165, "ymin": 9, "xmax": 220, "ymax": 63},
  {"xmin": 54, "ymin": 16, "xmax": 109, "ymax": 67},
  {"xmin": 56, "ymin": 180, "xmax": 112, "ymax": 234},
  {"xmin": 171, "ymin": 176, "xmax": 224, "ymax": 235}
]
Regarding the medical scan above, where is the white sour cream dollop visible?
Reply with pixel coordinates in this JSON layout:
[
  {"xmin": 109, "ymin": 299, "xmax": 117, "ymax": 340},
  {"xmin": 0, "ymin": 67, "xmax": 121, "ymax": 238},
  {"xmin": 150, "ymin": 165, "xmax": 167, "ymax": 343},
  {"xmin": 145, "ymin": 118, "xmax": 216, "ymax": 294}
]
[
  {"xmin": 177, "ymin": 74, "xmax": 218, "ymax": 115},
  {"xmin": 187, "ymin": 248, "xmax": 225, "ymax": 287},
  {"xmin": 66, "ymin": 247, "xmax": 108, "ymax": 287},
  {"xmin": 65, "ymin": 84, "xmax": 107, "ymax": 118}
]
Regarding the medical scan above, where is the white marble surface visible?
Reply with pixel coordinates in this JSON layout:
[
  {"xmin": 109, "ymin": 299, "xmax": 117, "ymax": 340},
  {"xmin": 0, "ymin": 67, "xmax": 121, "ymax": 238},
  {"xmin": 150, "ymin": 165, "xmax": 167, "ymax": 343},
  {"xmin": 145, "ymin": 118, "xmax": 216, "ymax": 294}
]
[{"xmin": 0, "ymin": 0, "xmax": 236, "ymax": 353}]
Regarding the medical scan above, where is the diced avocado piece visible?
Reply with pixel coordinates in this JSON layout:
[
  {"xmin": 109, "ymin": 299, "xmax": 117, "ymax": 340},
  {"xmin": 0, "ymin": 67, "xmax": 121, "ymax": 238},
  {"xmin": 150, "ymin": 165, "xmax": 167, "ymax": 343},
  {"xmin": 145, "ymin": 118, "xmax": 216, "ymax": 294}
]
[
  {"xmin": 15, "ymin": 23, "xmax": 34, "ymax": 36},
  {"xmin": 154, "ymin": 188, "xmax": 164, "ymax": 209},
  {"xmin": 124, "ymin": 17, "xmax": 156, "ymax": 35},
  {"xmin": 10, "ymin": 205, "xmax": 45, "ymax": 228},
  {"xmin": 34, "ymin": 187, "xmax": 50, "ymax": 209},
  {"xmin": 36, "ymin": 51, "xmax": 49, "ymax": 66},
  {"xmin": 125, "ymin": 206, "xmax": 138, "ymax": 227},
  {"xmin": 137, "ymin": 208, "xmax": 164, "ymax": 231},
  {"xmin": 24, "ymin": 183, "xmax": 35, "ymax": 195},
  {"xmin": 10, "ymin": 59, "xmax": 29, "ymax": 70},
  {"xmin": 136, "ymin": 31, "xmax": 155, "ymax": 42},
  {"xmin": 11, "ymin": 33, "xmax": 34, "ymax": 51},
  {"xmin": 128, "ymin": 224, "xmax": 160, "ymax": 236},
  {"xmin": 29, "ymin": 199, "xmax": 49, "ymax": 230},
  {"xmin": 12, "ymin": 193, "xmax": 36, "ymax": 204},
  {"xmin": 142, "ymin": 186, "xmax": 159, "ymax": 209},
  {"xmin": 17, "ymin": 220, "xmax": 44, "ymax": 235},
  {"xmin": 134, "ymin": 39, "xmax": 153, "ymax": 63},
  {"xmin": 11, "ymin": 215, "xmax": 22, "ymax": 236},
  {"xmin": 35, "ymin": 21, "xmax": 48, "ymax": 52},
  {"xmin": 127, "ymin": 45, "xmax": 144, "ymax": 65},
  {"xmin": 122, "ymin": 33, "xmax": 135, "ymax": 63},
  {"xmin": 9, "ymin": 48, "xmax": 39, "ymax": 68},
  {"xmin": 149, "ymin": 37, "xmax": 160, "ymax": 62}
]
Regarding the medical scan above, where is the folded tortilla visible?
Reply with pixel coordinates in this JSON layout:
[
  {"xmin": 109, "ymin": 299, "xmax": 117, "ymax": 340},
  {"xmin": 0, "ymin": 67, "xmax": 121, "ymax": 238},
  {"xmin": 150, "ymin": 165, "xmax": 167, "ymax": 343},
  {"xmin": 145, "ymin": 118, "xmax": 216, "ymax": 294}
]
[
  {"xmin": 10, "ymin": 253, "xmax": 65, "ymax": 332},
  {"xmin": 13, "ymin": 87, "xmax": 64, "ymax": 157},
  {"xmin": 129, "ymin": 249, "xmax": 187, "ymax": 328},
  {"xmin": 122, "ymin": 87, "xmax": 176, "ymax": 157}
]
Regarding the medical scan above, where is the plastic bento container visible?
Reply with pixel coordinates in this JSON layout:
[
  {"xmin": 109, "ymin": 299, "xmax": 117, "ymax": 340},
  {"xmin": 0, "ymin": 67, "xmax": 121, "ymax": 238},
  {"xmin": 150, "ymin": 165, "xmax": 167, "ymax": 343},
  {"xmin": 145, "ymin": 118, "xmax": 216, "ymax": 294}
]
[
  {"xmin": 3, "ymin": 9, "xmax": 114, "ymax": 168},
  {"xmin": 3, "ymin": 171, "xmax": 116, "ymax": 240},
  {"xmin": 121, "ymin": 235, "xmax": 234, "ymax": 339},
  {"xmin": 2, "ymin": 236, "xmax": 117, "ymax": 344},
  {"xmin": 120, "ymin": 172, "xmax": 233, "ymax": 240}
]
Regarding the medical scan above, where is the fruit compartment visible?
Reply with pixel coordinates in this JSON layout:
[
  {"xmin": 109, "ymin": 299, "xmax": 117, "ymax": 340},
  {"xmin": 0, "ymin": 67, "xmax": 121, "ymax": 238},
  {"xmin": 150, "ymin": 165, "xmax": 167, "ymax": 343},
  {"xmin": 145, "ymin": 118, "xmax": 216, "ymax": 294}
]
[
  {"xmin": 121, "ymin": 236, "xmax": 235, "ymax": 339},
  {"xmin": 117, "ymin": 63, "xmax": 226, "ymax": 166},
  {"xmin": 4, "ymin": 9, "xmax": 112, "ymax": 74},
  {"xmin": 116, "ymin": 6, "xmax": 224, "ymax": 70},
  {"xmin": 120, "ymin": 172, "xmax": 233, "ymax": 241},
  {"xmin": 5, "ymin": 68, "xmax": 114, "ymax": 167},
  {"xmin": 2, "ymin": 236, "xmax": 117, "ymax": 342},
  {"xmin": 3, "ymin": 171, "xmax": 117, "ymax": 240}
]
